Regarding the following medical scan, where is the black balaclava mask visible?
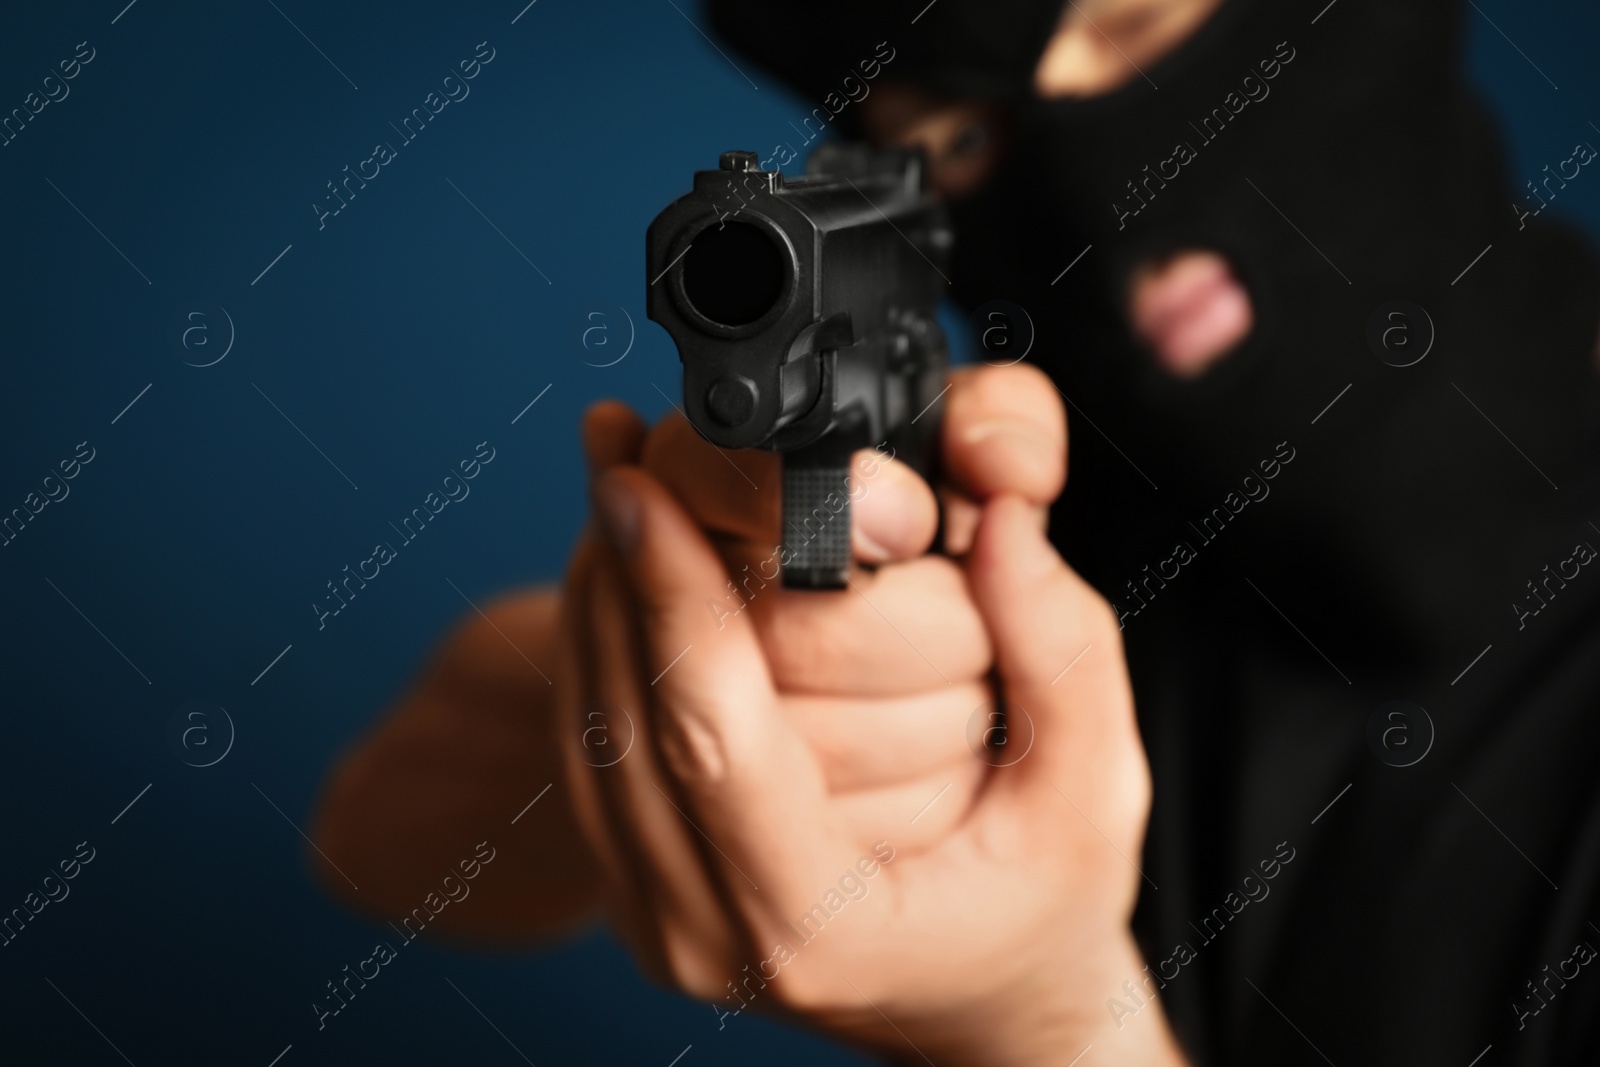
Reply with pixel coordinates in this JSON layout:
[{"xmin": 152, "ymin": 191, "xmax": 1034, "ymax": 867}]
[
  {"xmin": 951, "ymin": 0, "xmax": 1600, "ymax": 678},
  {"xmin": 712, "ymin": 0, "xmax": 1600, "ymax": 677}
]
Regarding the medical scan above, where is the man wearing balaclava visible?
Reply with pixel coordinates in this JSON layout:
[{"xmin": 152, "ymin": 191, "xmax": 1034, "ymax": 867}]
[
  {"xmin": 705, "ymin": 0, "xmax": 1600, "ymax": 1061},
  {"xmin": 311, "ymin": 1, "xmax": 1600, "ymax": 1063}
]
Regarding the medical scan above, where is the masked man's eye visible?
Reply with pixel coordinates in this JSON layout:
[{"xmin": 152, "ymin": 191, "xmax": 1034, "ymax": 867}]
[
  {"xmin": 950, "ymin": 121, "xmax": 991, "ymax": 158},
  {"xmin": 859, "ymin": 85, "xmax": 1008, "ymax": 200}
]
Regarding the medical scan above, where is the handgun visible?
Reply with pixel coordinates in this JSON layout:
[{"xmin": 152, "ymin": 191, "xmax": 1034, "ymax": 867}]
[{"xmin": 645, "ymin": 145, "xmax": 951, "ymax": 589}]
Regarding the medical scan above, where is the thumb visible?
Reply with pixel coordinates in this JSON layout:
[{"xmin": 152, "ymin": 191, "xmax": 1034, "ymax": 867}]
[{"xmin": 965, "ymin": 495, "xmax": 1137, "ymax": 789}]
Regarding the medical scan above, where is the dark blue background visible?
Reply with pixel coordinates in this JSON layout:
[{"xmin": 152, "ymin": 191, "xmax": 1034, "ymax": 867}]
[{"xmin": 1, "ymin": 1, "xmax": 1596, "ymax": 1064}]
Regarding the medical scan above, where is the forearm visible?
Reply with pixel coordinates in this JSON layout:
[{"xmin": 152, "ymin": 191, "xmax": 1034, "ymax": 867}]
[{"xmin": 310, "ymin": 586, "xmax": 601, "ymax": 943}]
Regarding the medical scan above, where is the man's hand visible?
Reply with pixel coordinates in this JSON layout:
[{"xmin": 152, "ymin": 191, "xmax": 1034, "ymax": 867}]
[{"xmin": 563, "ymin": 366, "xmax": 1188, "ymax": 1065}]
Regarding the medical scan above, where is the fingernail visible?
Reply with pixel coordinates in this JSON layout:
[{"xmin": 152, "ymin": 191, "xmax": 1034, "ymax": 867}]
[
  {"xmin": 854, "ymin": 526, "xmax": 893, "ymax": 564},
  {"xmin": 962, "ymin": 418, "xmax": 1058, "ymax": 451},
  {"xmin": 962, "ymin": 420, "xmax": 1062, "ymax": 483},
  {"xmin": 594, "ymin": 475, "xmax": 639, "ymax": 554}
]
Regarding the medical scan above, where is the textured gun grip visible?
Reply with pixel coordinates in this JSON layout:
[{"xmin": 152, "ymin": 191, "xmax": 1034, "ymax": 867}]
[{"xmin": 782, "ymin": 462, "xmax": 851, "ymax": 589}]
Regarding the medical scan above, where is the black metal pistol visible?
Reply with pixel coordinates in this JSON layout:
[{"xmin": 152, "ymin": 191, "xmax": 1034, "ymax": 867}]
[{"xmin": 646, "ymin": 145, "xmax": 951, "ymax": 588}]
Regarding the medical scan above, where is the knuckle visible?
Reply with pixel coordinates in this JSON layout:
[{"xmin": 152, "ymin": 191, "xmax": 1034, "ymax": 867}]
[
  {"xmin": 654, "ymin": 713, "xmax": 731, "ymax": 786},
  {"xmin": 659, "ymin": 928, "xmax": 726, "ymax": 1000},
  {"xmin": 1062, "ymin": 575, "xmax": 1126, "ymax": 650},
  {"xmin": 1087, "ymin": 593, "xmax": 1125, "ymax": 646},
  {"xmin": 758, "ymin": 599, "xmax": 847, "ymax": 688},
  {"xmin": 764, "ymin": 962, "xmax": 853, "ymax": 1014}
]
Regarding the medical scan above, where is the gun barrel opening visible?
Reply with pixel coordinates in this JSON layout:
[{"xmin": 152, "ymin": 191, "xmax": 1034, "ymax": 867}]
[{"xmin": 680, "ymin": 221, "xmax": 788, "ymax": 328}]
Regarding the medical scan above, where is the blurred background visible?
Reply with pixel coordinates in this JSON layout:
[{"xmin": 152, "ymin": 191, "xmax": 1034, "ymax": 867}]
[{"xmin": 1, "ymin": 1, "xmax": 1597, "ymax": 1063}]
